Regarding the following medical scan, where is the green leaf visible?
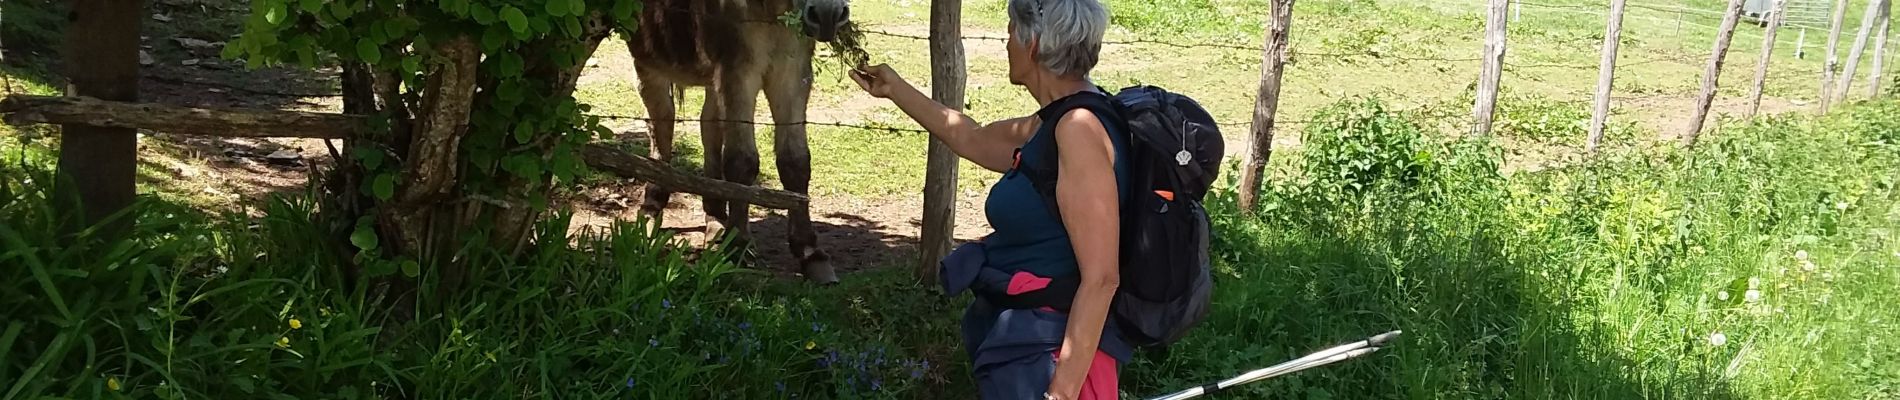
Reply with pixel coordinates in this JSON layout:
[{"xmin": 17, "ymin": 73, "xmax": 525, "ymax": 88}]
[
  {"xmin": 400, "ymin": 260, "xmax": 421, "ymax": 278},
  {"xmin": 470, "ymin": 4, "xmax": 497, "ymax": 25},
  {"xmin": 560, "ymin": 15, "xmax": 582, "ymax": 38},
  {"xmin": 372, "ymin": 173, "xmax": 396, "ymax": 201},
  {"xmin": 365, "ymin": 260, "xmax": 397, "ymax": 277},
  {"xmin": 528, "ymin": 15, "xmax": 552, "ymax": 34},
  {"xmin": 612, "ymin": 0, "xmax": 636, "ymax": 22},
  {"xmin": 355, "ymin": 147, "xmax": 384, "ymax": 170},
  {"xmin": 355, "ymin": 38, "xmax": 381, "ymax": 64},
  {"xmin": 499, "ymin": 53, "xmax": 524, "ymax": 77},
  {"xmin": 569, "ymin": 0, "xmax": 588, "ymax": 15},
  {"xmin": 402, "ymin": 56, "xmax": 423, "ymax": 76},
  {"xmin": 481, "ymin": 25, "xmax": 509, "ymax": 53},
  {"xmin": 299, "ymin": 0, "xmax": 322, "ymax": 14},
  {"xmin": 265, "ymin": 3, "xmax": 287, "ymax": 25},
  {"xmin": 513, "ymin": 123, "xmax": 535, "ymax": 143},
  {"xmin": 328, "ymin": 1, "xmax": 354, "ymax": 20},
  {"xmin": 350, "ymin": 225, "xmax": 379, "ymax": 251},
  {"xmin": 440, "ymin": 0, "xmax": 469, "ymax": 17},
  {"xmin": 545, "ymin": 0, "xmax": 569, "ymax": 17},
  {"xmin": 500, "ymin": 6, "xmax": 530, "ymax": 34}
]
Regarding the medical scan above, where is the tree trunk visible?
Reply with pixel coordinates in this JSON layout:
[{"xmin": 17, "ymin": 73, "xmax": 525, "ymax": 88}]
[
  {"xmin": 1684, "ymin": 0, "xmax": 1749, "ymax": 146},
  {"xmin": 55, "ymin": 0, "xmax": 142, "ymax": 235},
  {"xmin": 1589, "ymin": 0, "xmax": 1628, "ymax": 154},
  {"xmin": 1473, "ymin": 0, "xmax": 1510, "ymax": 137},
  {"xmin": 1821, "ymin": 0, "xmax": 1850, "ymax": 113},
  {"xmin": 1837, "ymin": 0, "xmax": 1887, "ymax": 102},
  {"xmin": 1749, "ymin": 0, "xmax": 1788, "ymax": 119},
  {"xmin": 1238, "ymin": 0, "xmax": 1294, "ymax": 214},
  {"xmin": 919, "ymin": 0, "xmax": 966, "ymax": 286}
]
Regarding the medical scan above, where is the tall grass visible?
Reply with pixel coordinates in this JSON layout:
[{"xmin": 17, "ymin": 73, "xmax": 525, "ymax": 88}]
[
  {"xmin": 1121, "ymin": 99, "xmax": 1900, "ymax": 399},
  {"xmin": 3, "ymin": 101, "xmax": 1896, "ymax": 398}
]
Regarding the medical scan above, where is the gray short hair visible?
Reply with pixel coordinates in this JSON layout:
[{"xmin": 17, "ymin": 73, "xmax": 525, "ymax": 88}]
[{"xmin": 1007, "ymin": 0, "xmax": 1109, "ymax": 78}]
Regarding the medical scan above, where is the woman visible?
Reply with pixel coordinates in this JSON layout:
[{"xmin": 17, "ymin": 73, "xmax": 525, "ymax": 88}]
[{"xmin": 849, "ymin": 0, "xmax": 1126, "ymax": 398}]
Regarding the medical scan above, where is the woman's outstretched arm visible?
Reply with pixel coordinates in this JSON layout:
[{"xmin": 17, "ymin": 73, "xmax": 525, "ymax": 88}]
[{"xmin": 851, "ymin": 64, "xmax": 1036, "ymax": 172}]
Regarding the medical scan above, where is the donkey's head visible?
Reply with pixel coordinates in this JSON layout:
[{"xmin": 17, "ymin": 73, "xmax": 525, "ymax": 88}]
[{"xmin": 800, "ymin": 0, "xmax": 852, "ymax": 42}]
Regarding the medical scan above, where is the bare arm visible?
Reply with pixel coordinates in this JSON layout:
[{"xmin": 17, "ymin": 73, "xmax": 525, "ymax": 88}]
[
  {"xmin": 851, "ymin": 65, "xmax": 1036, "ymax": 172},
  {"xmin": 1045, "ymin": 109, "xmax": 1120, "ymax": 400}
]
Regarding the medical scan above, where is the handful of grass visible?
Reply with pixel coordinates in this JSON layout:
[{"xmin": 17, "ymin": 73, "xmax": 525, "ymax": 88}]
[{"xmin": 830, "ymin": 22, "xmax": 872, "ymax": 73}]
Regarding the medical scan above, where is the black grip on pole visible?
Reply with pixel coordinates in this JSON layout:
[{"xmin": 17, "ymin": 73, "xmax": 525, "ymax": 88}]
[{"xmin": 1201, "ymin": 382, "xmax": 1223, "ymax": 395}]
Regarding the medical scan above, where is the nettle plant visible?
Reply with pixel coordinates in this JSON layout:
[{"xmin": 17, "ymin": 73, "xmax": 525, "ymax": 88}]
[{"xmin": 225, "ymin": 0, "xmax": 642, "ymax": 287}]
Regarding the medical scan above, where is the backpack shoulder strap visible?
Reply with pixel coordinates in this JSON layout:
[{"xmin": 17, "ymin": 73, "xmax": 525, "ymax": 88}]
[{"xmin": 1023, "ymin": 90, "xmax": 1127, "ymax": 219}]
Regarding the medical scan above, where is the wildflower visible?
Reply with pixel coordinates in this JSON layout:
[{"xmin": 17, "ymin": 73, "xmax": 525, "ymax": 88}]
[
  {"xmin": 288, "ymin": 318, "xmax": 303, "ymax": 330},
  {"xmin": 649, "ymin": 337, "xmax": 661, "ymax": 348},
  {"xmin": 1748, "ymin": 277, "xmax": 1761, "ymax": 289},
  {"xmin": 1744, "ymin": 289, "xmax": 1762, "ymax": 303},
  {"xmin": 910, "ymin": 367, "xmax": 925, "ymax": 379},
  {"xmin": 1802, "ymin": 259, "xmax": 1817, "ymax": 272},
  {"xmin": 776, "ymin": 381, "xmax": 787, "ymax": 393},
  {"xmin": 276, "ymin": 336, "xmax": 291, "ymax": 348},
  {"xmin": 107, "ymin": 376, "xmax": 121, "ymax": 392},
  {"xmin": 320, "ymin": 307, "xmax": 332, "ymax": 317},
  {"xmin": 1796, "ymin": 250, "xmax": 1810, "ymax": 261},
  {"xmin": 871, "ymin": 378, "xmax": 883, "ymax": 391},
  {"xmin": 738, "ymin": 321, "xmax": 752, "ymax": 331},
  {"xmin": 805, "ymin": 340, "xmax": 817, "ymax": 350},
  {"xmin": 1835, "ymin": 202, "xmax": 1849, "ymax": 211},
  {"xmin": 811, "ymin": 322, "xmax": 824, "ymax": 332},
  {"xmin": 626, "ymin": 377, "xmax": 636, "ymax": 388},
  {"xmin": 1708, "ymin": 332, "xmax": 1727, "ymax": 347},
  {"xmin": 662, "ymin": 299, "xmax": 674, "ymax": 309},
  {"xmin": 1717, "ymin": 291, "xmax": 1730, "ymax": 301}
]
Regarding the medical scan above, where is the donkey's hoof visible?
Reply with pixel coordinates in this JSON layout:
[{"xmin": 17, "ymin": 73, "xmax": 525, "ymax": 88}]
[{"xmin": 799, "ymin": 251, "xmax": 840, "ymax": 285}]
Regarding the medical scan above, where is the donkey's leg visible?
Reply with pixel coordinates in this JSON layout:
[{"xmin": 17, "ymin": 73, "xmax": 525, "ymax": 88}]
[
  {"xmin": 633, "ymin": 66, "xmax": 676, "ymax": 229},
  {"xmin": 764, "ymin": 59, "xmax": 837, "ymax": 284},
  {"xmin": 712, "ymin": 71, "xmax": 764, "ymax": 255},
  {"xmin": 698, "ymin": 88, "xmax": 731, "ymax": 246}
]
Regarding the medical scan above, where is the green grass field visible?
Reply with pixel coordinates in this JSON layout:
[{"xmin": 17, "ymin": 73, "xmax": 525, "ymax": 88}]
[{"xmin": 4, "ymin": 0, "xmax": 1899, "ymax": 398}]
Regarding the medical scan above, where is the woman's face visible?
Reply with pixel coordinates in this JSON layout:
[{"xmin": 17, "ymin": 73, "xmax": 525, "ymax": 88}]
[{"xmin": 1006, "ymin": 21, "xmax": 1035, "ymax": 86}]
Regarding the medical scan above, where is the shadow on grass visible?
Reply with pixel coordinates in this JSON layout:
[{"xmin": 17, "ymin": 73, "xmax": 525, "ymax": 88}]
[{"xmin": 1117, "ymin": 210, "xmax": 1748, "ymax": 400}]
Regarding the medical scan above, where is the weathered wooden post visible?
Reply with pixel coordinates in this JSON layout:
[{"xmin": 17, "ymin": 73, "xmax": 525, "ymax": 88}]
[
  {"xmin": 1237, "ymin": 0, "xmax": 1295, "ymax": 214},
  {"xmin": 1837, "ymin": 0, "xmax": 1888, "ymax": 102},
  {"xmin": 919, "ymin": 0, "xmax": 966, "ymax": 285},
  {"xmin": 1820, "ymin": 0, "xmax": 1849, "ymax": 113},
  {"xmin": 1749, "ymin": 0, "xmax": 1788, "ymax": 119},
  {"xmin": 56, "ymin": 0, "xmax": 143, "ymax": 234},
  {"xmin": 1588, "ymin": 0, "xmax": 1630, "ymax": 154},
  {"xmin": 1684, "ymin": 0, "xmax": 1749, "ymax": 146},
  {"xmin": 1687, "ymin": 0, "xmax": 1740, "ymax": 145},
  {"xmin": 1473, "ymin": 0, "xmax": 1511, "ymax": 137},
  {"xmin": 1872, "ymin": 1, "xmax": 1894, "ymax": 96}
]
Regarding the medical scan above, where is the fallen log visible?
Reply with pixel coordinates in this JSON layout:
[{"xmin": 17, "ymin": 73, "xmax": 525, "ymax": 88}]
[{"xmin": 0, "ymin": 94, "xmax": 807, "ymax": 209}]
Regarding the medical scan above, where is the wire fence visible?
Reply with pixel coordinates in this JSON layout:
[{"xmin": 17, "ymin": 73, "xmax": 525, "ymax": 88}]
[{"xmin": 116, "ymin": 0, "xmax": 1836, "ymax": 140}]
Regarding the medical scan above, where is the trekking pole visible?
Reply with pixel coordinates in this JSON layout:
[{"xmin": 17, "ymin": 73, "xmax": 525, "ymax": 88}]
[{"xmin": 1145, "ymin": 330, "xmax": 1402, "ymax": 400}]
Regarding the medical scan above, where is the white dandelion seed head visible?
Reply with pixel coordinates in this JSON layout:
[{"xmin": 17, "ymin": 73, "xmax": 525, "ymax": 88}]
[
  {"xmin": 1835, "ymin": 202, "xmax": 1849, "ymax": 210},
  {"xmin": 1795, "ymin": 250, "xmax": 1810, "ymax": 261},
  {"xmin": 1708, "ymin": 332, "xmax": 1728, "ymax": 347},
  {"xmin": 1802, "ymin": 260, "xmax": 1817, "ymax": 272},
  {"xmin": 1717, "ymin": 291, "xmax": 1731, "ymax": 301},
  {"xmin": 1744, "ymin": 289, "xmax": 1761, "ymax": 303},
  {"xmin": 1748, "ymin": 277, "xmax": 1761, "ymax": 289}
]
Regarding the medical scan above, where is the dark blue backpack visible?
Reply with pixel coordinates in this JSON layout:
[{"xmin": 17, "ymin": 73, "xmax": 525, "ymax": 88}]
[{"xmin": 1019, "ymin": 86, "xmax": 1224, "ymax": 347}]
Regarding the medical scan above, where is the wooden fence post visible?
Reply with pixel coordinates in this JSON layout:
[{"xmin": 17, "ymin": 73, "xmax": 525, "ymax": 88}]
[
  {"xmin": 1237, "ymin": 0, "xmax": 1295, "ymax": 214},
  {"xmin": 1837, "ymin": 0, "xmax": 1887, "ymax": 102},
  {"xmin": 1684, "ymin": 0, "xmax": 1749, "ymax": 146},
  {"xmin": 1872, "ymin": 1, "xmax": 1894, "ymax": 97},
  {"xmin": 56, "ymin": 0, "xmax": 143, "ymax": 234},
  {"xmin": 1798, "ymin": 27, "xmax": 1809, "ymax": 59},
  {"xmin": 1588, "ymin": 0, "xmax": 1629, "ymax": 154},
  {"xmin": 1473, "ymin": 0, "xmax": 1510, "ymax": 137},
  {"xmin": 1749, "ymin": 0, "xmax": 1788, "ymax": 119},
  {"xmin": 1820, "ymin": 0, "xmax": 1849, "ymax": 113},
  {"xmin": 919, "ymin": 0, "xmax": 965, "ymax": 285},
  {"xmin": 1513, "ymin": 0, "xmax": 1522, "ymax": 22}
]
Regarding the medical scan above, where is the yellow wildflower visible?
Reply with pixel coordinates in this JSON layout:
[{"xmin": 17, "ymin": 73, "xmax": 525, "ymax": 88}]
[
  {"xmin": 804, "ymin": 340, "xmax": 816, "ymax": 350},
  {"xmin": 107, "ymin": 376, "xmax": 121, "ymax": 391},
  {"xmin": 289, "ymin": 318, "xmax": 303, "ymax": 330},
  {"xmin": 276, "ymin": 336, "xmax": 291, "ymax": 348}
]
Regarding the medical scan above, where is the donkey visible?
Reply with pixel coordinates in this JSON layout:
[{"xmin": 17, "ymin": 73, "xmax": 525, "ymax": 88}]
[{"xmin": 623, "ymin": 0, "xmax": 851, "ymax": 283}]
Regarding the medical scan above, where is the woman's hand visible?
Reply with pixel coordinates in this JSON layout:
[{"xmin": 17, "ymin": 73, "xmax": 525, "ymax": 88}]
[{"xmin": 849, "ymin": 64, "xmax": 905, "ymax": 98}]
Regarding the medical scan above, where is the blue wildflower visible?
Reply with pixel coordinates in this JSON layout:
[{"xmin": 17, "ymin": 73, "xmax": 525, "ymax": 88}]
[
  {"xmin": 626, "ymin": 377, "xmax": 636, "ymax": 388},
  {"xmin": 871, "ymin": 378, "xmax": 882, "ymax": 391},
  {"xmin": 911, "ymin": 367, "xmax": 924, "ymax": 379},
  {"xmin": 811, "ymin": 322, "xmax": 823, "ymax": 332},
  {"xmin": 649, "ymin": 337, "xmax": 660, "ymax": 348},
  {"xmin": 738, "ymin": 321, "xmax": 752, "ymax": 330},
  {"xmin": 662, "ymin": 298, "xmax": 673, "ymax": 309},
  {"xmin": 775, "ymin": 381, "xmax": 786, "ymax": 393}
]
